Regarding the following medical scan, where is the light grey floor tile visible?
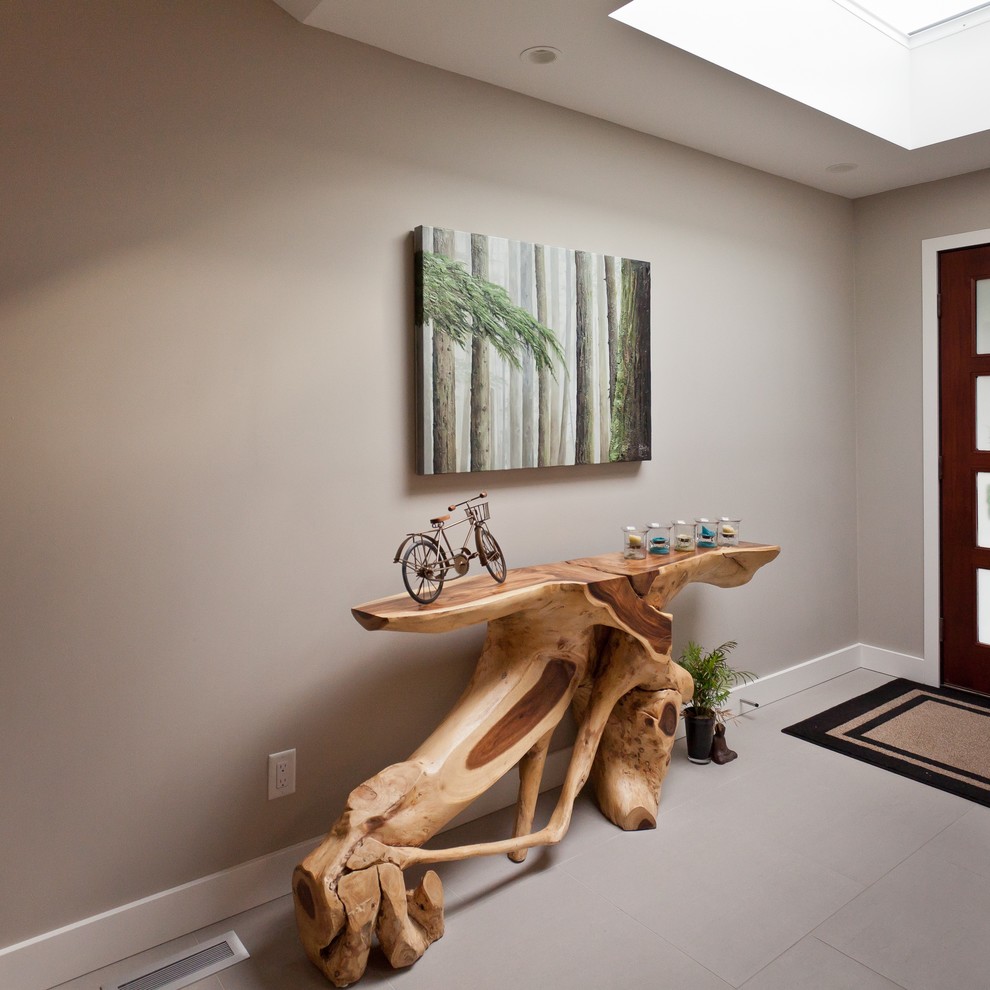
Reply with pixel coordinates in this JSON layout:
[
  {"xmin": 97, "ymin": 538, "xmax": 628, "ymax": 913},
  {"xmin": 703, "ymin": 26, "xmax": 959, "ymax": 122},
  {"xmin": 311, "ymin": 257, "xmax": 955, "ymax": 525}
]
[
  {"xmin": 919, "ymin": 804, "xmax": 990, "ymax": 882},
  {"xmin": 564, "ymin": 795, "xmax": 864, "ymax": 987},
  {"xmin": 656, "ymin": 732, "xmax": 761, "ymax": 810},
  {"xmin": 409, "ymin": 784, "xmax": 623, "ymax": 910},
  {"xmin": 387, "ymin": 868, "xmax": 732, "ymax": 990},
  {"xmin": 782, "ymin": 761, "xmax": 970, "ymax": 884},
  {"xmin": 815, "ymin": 844, "xmax": 990, "ymax": 990},
  {"xmin": 740, "ymin": 936, "xmax": 906, "ymax": 990},
  {"xmin": 685, "ymin": 743, "xmax": 970, "ymax": 886}
]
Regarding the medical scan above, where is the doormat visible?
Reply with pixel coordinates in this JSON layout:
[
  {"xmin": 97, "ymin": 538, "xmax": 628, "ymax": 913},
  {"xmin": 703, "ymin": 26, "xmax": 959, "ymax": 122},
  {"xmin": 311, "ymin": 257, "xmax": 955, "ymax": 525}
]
[{"xmin": 781, "ymin": 678, "xmax": 990, "ymax": 808}]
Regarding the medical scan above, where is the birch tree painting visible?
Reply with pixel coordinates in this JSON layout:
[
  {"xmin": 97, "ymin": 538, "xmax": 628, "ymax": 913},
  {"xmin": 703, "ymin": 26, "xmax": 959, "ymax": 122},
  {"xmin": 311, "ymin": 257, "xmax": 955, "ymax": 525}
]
[{"xmin": 415, "ymin": 225, "xmax": 651, "ymax": 474}]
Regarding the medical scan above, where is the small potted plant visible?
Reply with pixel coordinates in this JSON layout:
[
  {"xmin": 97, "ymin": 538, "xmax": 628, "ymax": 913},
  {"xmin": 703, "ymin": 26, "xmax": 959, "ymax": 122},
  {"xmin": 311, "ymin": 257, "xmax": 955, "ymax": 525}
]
[{"xmin": 678, "ymin": 640, "xmax": 755, "ymax": 764}]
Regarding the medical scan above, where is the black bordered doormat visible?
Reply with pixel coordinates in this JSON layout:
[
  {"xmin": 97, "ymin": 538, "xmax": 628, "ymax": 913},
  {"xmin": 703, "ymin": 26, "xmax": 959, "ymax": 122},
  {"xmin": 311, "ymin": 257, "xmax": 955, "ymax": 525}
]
[{"xmin": 782, "ymin": 678, "xmax": 990, "ymax": 807}]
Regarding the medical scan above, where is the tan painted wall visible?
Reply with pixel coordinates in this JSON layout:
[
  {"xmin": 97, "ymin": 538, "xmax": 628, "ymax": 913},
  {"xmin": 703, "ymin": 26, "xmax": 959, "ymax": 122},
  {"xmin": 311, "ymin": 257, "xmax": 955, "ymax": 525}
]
[
  {"xmin": 0, "ymin": 0, "xmax": 857, "ymax": 945},
  {"xmin": 854, "ymin": 170, "xmax": 990, "ymax": 656}
]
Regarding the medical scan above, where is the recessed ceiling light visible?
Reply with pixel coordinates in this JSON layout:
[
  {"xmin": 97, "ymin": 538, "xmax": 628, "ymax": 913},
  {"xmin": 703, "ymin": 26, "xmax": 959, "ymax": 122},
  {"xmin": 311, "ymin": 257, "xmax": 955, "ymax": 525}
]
[
  {"xmin": 520, "ymin": 46, "xmax": 561, "ymax": 64},
  {"xmin": 826, "ymin": 162, "xmax": 859, "ymax": 173}
]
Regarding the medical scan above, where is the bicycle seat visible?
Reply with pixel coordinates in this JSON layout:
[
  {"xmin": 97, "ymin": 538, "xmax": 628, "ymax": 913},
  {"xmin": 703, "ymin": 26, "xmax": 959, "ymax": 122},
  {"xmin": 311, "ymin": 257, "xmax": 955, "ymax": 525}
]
[{"xmin": 430, "ymin": 514, "xmax": 450, "ymax": 526}]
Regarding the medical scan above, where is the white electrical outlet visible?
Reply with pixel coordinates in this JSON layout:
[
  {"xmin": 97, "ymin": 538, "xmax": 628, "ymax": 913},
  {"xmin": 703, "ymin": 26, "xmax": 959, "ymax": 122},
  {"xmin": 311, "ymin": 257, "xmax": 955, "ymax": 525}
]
[{"xmin": 268, "ymin": 749, "xmax": 296, "ymax": 799}]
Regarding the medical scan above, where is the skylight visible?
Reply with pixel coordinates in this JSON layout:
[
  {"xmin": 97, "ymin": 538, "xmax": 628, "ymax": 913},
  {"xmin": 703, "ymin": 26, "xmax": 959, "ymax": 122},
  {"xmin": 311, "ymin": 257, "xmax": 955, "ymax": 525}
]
[
  {"xmin": 835, "ymin": 0, "xmax": 990, "ymax": 43},
  {"xmin": 847, "ymin": 0, "xmax": 990, "ymax": 36},
  {"xmin": 610, "ymin": 0, "xmax": 990, "ymax": 148}
]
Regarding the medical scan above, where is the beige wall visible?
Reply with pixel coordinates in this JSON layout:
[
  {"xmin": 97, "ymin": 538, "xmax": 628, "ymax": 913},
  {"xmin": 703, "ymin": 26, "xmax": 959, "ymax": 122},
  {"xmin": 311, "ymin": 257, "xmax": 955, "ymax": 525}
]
[
  {"xmin": 854, "ymin": 170, "xmax": 990, "ymax": 656},
  {"xmin": 1, "ymin": 0, "xmax": 858, "ymax": 946}
]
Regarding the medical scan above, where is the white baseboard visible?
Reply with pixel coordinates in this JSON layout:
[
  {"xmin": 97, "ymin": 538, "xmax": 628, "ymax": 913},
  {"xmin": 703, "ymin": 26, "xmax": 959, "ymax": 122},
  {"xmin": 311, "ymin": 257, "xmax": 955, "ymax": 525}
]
[
  {"xmin": 726, "ymin": 643, "xmax": 863, "ymax": 713},
  {"xmin": 0, "ymin": 836, "xmax": 322, "ymax": 990},
  {"xmin": 859, "ymin": 642, "xmax": 935, "ymax": 685},
  {"xmin": 3, "ymin": 641, "xmax": 900, "ymax": 990}
]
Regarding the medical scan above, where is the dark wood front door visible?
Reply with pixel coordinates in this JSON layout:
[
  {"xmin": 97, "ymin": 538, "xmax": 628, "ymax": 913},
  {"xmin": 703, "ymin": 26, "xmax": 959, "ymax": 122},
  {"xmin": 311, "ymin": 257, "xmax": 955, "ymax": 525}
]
[{"xmin": 940, "ymin": 243, "xmax": 990, "ymax": 694}]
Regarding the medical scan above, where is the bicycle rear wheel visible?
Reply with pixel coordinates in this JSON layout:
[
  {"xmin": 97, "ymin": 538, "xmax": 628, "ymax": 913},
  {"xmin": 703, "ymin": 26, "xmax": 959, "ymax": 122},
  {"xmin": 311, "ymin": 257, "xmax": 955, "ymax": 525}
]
[
  {"xmin": 402, "ymin": 538, "xmax": 447, "ymax": 604},
  {"xmin": 478, "ymin": 526, "xmax": 506, "ymax": 583}
]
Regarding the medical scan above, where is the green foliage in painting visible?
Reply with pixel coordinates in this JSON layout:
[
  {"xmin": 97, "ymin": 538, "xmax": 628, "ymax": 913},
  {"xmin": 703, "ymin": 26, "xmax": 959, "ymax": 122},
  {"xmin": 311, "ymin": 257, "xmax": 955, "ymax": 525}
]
[{"xmin": 422, "ymin": 250, "xmax": 564, "ymax": 373}]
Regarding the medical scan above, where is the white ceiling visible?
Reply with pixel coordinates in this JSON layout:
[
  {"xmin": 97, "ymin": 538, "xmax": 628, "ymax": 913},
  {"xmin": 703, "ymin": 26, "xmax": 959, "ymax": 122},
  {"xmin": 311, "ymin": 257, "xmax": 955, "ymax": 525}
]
[{"xmin": 273, "ymin": 0, "xmax": 990, "ymax": 199}]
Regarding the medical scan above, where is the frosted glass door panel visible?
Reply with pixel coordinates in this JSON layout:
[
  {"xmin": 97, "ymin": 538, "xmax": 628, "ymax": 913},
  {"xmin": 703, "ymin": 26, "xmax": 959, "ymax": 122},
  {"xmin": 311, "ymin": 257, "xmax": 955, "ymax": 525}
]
[
  {"xmin": 979, "ymin": 474, "xmax": 990, "ymax": 547},
  {"xmin": 979, "ymin": 378, "xmax": 990, "ymax": 449},
  {"xmin": 977, "ymin": 279, "xmax": 990, "ymax": 353},
  {"xmin": 980, "ymin": 570, "xmax": 990, "ymax": 645}
]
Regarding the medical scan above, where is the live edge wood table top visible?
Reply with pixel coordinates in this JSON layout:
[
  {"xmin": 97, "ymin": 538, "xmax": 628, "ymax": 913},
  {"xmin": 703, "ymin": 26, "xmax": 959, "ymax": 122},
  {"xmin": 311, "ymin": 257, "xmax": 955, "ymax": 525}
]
[
  {"xmin": 352, "ymin": 542, "xmax": 780, "ymax": 633},
  {"xmin": 295, "ymin": 543, "xmax": 780, "ymax": 987}
]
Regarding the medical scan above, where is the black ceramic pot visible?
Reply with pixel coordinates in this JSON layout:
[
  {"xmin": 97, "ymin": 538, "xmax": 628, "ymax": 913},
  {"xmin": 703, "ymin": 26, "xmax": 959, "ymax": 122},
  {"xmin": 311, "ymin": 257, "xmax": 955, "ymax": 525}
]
[{"xmin": 684, "ymin": 712, "xmax": 716, "ymax": 764}]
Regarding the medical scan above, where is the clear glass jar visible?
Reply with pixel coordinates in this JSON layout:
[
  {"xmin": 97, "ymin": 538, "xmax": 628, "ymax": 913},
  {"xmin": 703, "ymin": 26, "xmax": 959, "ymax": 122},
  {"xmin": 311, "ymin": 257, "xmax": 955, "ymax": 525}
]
[
  {"xmin": 649, "ymin": 524, "xmax": 671, "ymax": 555},
  {"xmin": 622, "ymin": 525, "xmax": 649, "ymax": 559},
  {"xmin": 718, "ymin": 517, "xmax": 741, "ymax": 546},
  {"xmin": 695, "ymin": 518, "xmax": 718, "ymax": 548},
  {"xmin": 671, "ymin": 520, "xmax": 694, "ymax": 552}
]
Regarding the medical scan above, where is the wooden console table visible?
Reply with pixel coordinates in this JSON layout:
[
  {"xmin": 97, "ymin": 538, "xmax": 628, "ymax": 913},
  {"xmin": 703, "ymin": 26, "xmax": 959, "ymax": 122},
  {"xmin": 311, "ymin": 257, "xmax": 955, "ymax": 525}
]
[{"xmin": 293, "ymin": 543, "xmax": 779, "ymax": 986}]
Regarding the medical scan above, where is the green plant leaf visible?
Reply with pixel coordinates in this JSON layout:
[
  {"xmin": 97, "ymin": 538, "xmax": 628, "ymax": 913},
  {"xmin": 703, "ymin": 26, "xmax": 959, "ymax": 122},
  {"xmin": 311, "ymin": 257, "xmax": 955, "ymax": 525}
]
[{"xmin": 677, "ymin": 640, "xmax": 755, "ymax": 722}]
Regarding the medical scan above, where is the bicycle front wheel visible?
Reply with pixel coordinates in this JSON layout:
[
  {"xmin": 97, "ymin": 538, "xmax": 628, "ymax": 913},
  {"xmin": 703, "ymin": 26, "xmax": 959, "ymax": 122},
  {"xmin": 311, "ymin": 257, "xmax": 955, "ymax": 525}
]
[
  {"xmin": 478, "ymin": 526, "xmax": 506, "ymax": 583},
  {"xmin": 402, "ymin": 538, "xmax": 447, "ymax": 604}
]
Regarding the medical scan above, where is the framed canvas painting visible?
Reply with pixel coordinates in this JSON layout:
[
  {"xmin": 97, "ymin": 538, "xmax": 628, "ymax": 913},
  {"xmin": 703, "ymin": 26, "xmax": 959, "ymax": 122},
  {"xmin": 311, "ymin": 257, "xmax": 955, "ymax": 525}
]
[{"xmin": 415, "ymin": 225, "xmax": 650, "ymax": 475}]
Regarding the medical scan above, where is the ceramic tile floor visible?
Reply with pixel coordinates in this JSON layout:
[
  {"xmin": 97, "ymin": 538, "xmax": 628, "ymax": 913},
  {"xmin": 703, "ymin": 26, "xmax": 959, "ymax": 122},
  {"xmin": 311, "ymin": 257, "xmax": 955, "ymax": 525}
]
[{"xmin": 54, "ymin": 669, "xmax": 990, "ymax": 990}]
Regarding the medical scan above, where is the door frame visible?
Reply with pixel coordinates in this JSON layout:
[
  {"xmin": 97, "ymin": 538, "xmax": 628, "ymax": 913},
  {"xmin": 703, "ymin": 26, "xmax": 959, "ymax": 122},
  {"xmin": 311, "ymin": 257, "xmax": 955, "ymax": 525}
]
[{"xmin": 922, "ymin": 227, "xmax": 990, "ymax": 687}]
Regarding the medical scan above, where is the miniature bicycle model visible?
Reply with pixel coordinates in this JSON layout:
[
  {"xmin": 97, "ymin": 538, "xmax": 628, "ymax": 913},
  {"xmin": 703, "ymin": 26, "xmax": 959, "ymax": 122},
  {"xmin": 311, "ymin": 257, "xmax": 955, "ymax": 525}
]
[{"xmin": 394, "ymin": 492, "xmax": 507, "ymax": 604}]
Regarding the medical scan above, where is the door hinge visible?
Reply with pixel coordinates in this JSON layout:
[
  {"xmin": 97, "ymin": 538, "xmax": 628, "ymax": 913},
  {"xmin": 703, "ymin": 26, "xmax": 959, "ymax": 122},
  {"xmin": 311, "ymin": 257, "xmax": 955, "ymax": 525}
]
[
  {"xmin": 940, "ymin": 616, "xmax": 945, "ymax": 642},
  {"xmin": 939, "ymin": 454, "xmax": 943, "ymax": 480},
  {"xmin": 937, "ymin": 292, "xmax": 942, "ymax": 320}
]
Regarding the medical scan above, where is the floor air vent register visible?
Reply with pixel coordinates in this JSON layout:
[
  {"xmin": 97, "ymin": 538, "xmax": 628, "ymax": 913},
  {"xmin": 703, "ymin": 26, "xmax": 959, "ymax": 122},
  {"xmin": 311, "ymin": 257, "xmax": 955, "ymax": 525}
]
[{"xmin": 102, "ymin": 931, "xmax": 248, "ymax": 990}]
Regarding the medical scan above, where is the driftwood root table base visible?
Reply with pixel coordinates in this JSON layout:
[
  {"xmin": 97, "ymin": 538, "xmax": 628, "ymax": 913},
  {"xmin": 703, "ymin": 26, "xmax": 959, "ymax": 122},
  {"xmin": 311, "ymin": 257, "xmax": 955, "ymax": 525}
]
[{"xmin": 293, "ymin": 544, "xmax": 779, "ymax": 985}]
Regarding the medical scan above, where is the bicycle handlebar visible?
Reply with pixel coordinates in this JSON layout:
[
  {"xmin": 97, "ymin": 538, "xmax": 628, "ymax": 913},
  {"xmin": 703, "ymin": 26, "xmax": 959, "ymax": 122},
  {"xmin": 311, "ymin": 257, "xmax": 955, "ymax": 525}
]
[{"xmin": 448, "ymin": 491, "xmax": 487, "ymax": 511}]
